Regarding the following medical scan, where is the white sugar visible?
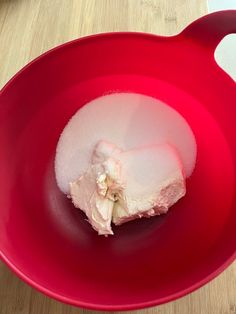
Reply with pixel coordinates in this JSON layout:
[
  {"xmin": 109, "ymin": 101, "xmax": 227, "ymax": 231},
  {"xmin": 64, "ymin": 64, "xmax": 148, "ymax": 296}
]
[{"xmin": 55, "ymin": 93, "xmax": 197, "ymax": 194}]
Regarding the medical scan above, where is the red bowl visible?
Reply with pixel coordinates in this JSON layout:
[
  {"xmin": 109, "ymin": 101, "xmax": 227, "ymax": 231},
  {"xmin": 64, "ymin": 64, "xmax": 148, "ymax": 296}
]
[{"xmin": 0, "ymin": 11, "xmax": 236, "ymax": 311}]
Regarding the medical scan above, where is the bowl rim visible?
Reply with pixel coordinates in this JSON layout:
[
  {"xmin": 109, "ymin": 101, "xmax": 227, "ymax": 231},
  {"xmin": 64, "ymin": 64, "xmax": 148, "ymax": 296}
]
[
  {"xmin": 0, "ymin": 31, "xmax": 173, "ymax": 95},
  {"xmin": 1, "ymin": 247, "xmax": 235, "ymax": 311}
]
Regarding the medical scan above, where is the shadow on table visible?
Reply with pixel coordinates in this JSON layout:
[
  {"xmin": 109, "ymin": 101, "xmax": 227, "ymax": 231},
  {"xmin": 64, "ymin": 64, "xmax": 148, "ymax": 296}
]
[{"xmin": 0, "ymin": 261, "xmax": 144, "ymax": 314}]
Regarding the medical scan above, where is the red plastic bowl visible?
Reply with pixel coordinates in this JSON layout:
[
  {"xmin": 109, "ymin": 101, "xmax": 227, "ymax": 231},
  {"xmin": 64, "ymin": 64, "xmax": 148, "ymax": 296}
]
[{"xmin": 0, "ymin": 11, "xmax": 236, "ymax": 311}]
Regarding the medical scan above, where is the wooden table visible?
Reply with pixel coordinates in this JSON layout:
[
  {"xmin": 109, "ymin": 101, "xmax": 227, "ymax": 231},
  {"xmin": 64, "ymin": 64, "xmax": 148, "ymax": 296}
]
[{"xmin": 0, "ymin": 1, "xmax": 235, "ymax": 313}]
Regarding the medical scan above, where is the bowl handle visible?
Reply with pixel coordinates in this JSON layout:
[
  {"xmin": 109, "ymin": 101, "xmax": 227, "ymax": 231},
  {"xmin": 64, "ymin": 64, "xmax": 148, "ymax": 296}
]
[{"xmin": 180, "ymin": 10, "xmax": 236, "ymax": 52}]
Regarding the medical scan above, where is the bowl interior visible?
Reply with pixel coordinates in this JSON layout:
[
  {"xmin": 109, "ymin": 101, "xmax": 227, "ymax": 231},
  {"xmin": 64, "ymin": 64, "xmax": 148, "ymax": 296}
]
[{"xmin": 0, "ymin": 34, "xmax": 236, "ymax": 309}]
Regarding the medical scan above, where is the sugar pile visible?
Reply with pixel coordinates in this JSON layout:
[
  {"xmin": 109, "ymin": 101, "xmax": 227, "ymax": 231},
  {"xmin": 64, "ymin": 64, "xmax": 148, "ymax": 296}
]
[{"xmin": 55, "ymin": 93, "xmax": 197, "ymax": 195}]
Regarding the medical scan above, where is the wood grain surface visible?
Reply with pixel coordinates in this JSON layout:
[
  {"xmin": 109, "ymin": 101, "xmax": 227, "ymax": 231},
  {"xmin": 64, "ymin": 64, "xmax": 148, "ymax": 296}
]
[{"xmin": 0, "ymin": 0, "xmax": 235, "ymax": 313}]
